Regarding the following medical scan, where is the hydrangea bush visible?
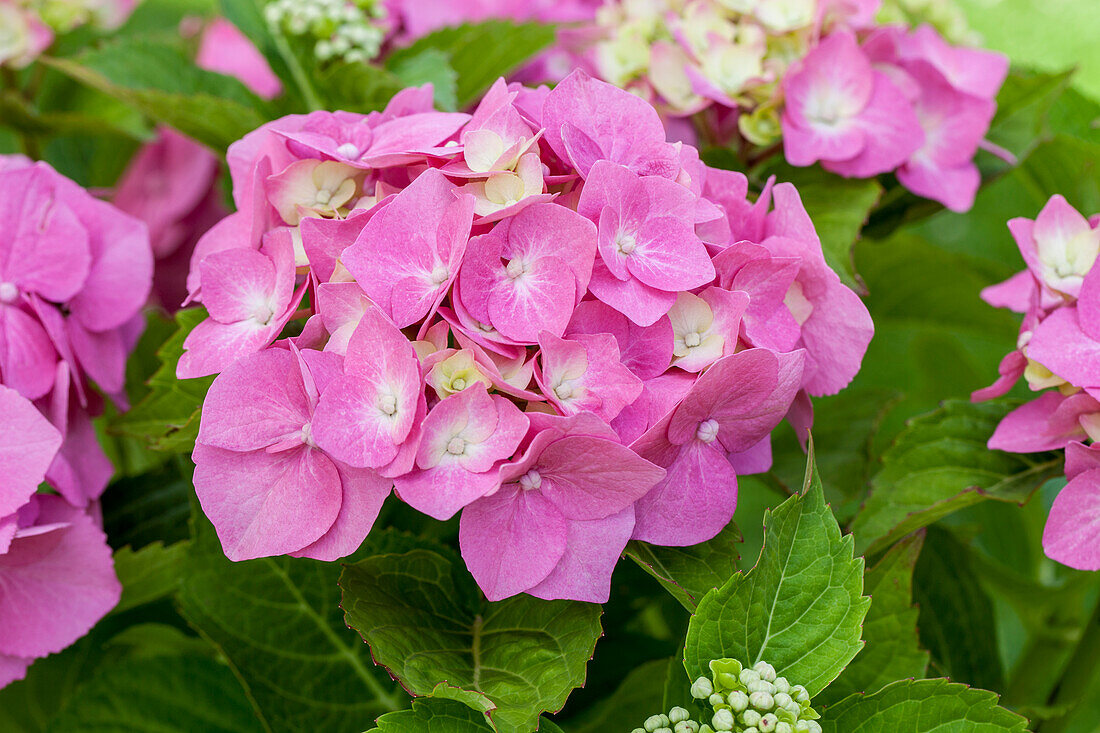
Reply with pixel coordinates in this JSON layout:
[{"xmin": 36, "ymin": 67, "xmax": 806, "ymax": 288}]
[{"xmin": 1, "ymin": 1, "xmax": 1099, "ymax": 731}]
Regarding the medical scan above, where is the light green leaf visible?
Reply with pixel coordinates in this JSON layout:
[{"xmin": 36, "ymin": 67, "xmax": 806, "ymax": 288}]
[
  {"xmin": 42, "ymin": 38, "xmax": 272, "ymax": 150},
  {"xmin": 387, "ymin": 20, "xmax": 557, "ymax": 109},
  {"xmin": 913, "ymin": 528, "xmax": 1004, "ymax": 692},
  {"xmin": 852, "ymin": 400, "xmax": 1062, "ymax": 556},
  {"xmin": 340, "ymin": 545, "xmax": 603, "ymax": 733},
  {"xmin": 818, "ymin": 533, "xmax": 929, "ymax": 706},
  {"xmin": 44, "ymin": 654, "xmax": 264, "ymax": 733},
  {"xmin": 112, "ymin": 541, "xmax": 189, "ymax": 614},
  {"xmin": 819, "ymin": 678, "xmax": 1027, "ymax": 732},
  {"xmin": 982, "ymin": 69, "xmax": 1074, "ymax": 174},
  {"xmin": 386, "ymin": 47, "xmax": 459, "ymax": 112},
  {"xmin": 112, "ymin": 308, "xmax": 212, "ymax": 453},
  {"xmin": 684, "ymin": 448, "xmax": 869, "ymax": 696},
  {"xmin": 624, "ymin": 521, "xmax": 741, "ymax": 611},
  {"xmin": 370, "ymin": 698, "xmax": 493, "ymax": 733},
  {"xmin": 178, "ymin": 504, "xmax": 408, "ymax": 732}
]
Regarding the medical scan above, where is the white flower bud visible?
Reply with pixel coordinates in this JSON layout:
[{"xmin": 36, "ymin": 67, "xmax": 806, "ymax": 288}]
[
  {"xmin": 791, "ymin": 685, "xmax": 810, "ymax": 704},
  {"xmin": 774, "ymin": 692, "xmax": 792, "ymax": 708},
  {"xmin": 776, "ymin": 723, "xmax": 793, "ymax": 733},
  {"xmin": 748, "ymin": 680, "xmax": 775, "ymax": 695},
  {"xmin": 743, "ymin": 729, "xmax": 759, "ymax": 733},
  {"xmin": 669, "ymin": 708, "xmax": 691, "ymax": 724},
  {"xmin": 758, "ymin": 713, "xmax": 778, "ymax": 732},
  {"xmin": 645, "ymin": 715, "xmax": 666, "ymax": 731},
  {"xmin": 773, "ymin": 677, "xmax": 790, "ymax": 694},
  {"xmin": 741, "ymin": 709, "xmax": 762, "ymax": 727},
  {"xmin": 794, "ymin": 723, "xmax": 811, "ymax": 733},
  {"xmin": 754, "ymin": 661, "xmax": 777, "ymax": 682},
  {"xmin": 712, "ymin": 708, "xmax": 736, "ymax": 731},
  {"xmin": 740, "ymin": 668, "xmax": 761, "ymax": 685},
  {"xmin": 632, "ymin": 729, "xmax": 646, "ymax": 733},
  {"xmin": 691, "ymin": 676, "xmax": 714, "ymax": 699},
  {"xmin": 709, "ymin": 693, "xmax": 727, "ymax": 708},
  {"xmin": 675, "ymin": 722, "xmax": 700, "ymax": 733},
  {"xmin": 727, "ymin": 690, "xmax": 749, "ymax": 712},
  {"xmin": 655, "ymin": 728, "xmax": 673, "ymax": 733},
  {"xmin": 782, "ymin": 701, "xmax": 802, "ymax": 718},
  {"xmin": 749, "ymin": 691, "xmax": 775, "ymax": 711},
  {"xmin": 804, "ymin": 722, "xmax": 822, "ymax": 733}
]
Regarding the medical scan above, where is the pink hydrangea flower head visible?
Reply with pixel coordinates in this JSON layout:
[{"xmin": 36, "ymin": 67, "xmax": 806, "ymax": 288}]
[
  {"xmin": 782, "ymin": 30, "xmax": 924, "ymax": 178},
  {"xmin": 0, "ymin": 2, "xmax": 53, "ymax": 68},
  {"xmin": 1009, "ymin": 194, "xmax": 1100, "ymax": 299},
  {"xmin": 536, "ymin": 330, "xmax": 643, "ymax": 422},
  {"xmin": 459, "ymin": 412, "xmax": 664, "ymax": 602}
]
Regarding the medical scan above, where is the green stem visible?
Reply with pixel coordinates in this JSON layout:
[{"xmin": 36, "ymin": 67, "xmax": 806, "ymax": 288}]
[
  {"xmin": 1039, "ymin": 596, "xmax": 1100, "ymax": 732},
  {"xmin": 1, "ymin": 66, "xmax": 41, "ymax": 159},
  {"xmin": 271, "ymin": 31, "xmax": 323, "ymax": 112}
]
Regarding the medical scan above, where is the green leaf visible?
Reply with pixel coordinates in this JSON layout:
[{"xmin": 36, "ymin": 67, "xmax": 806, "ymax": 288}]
[
  {"xmin": 624, "ymin": 521, "xmax": 741, "ymax": 611},
  {"xmin": 177, "ymin": 503, "xmax": 408, "ymax": 732},
  {"xmin": 45, "ymin": 654, "xmax": 264, "ymax": 733},
  {"xmin": 370, "ymin": 698, "xmax": 493, "ymax": 732},
  {"xmin": 566, "ymin": 658, "xmax": 670, "ymax": 733},
  {"xmin": 111, "ymin": 308, "xmax": 212, "ymax": 453},
  {"xmin": 983, "ymin": 69, "xmax": 1075, "ymax": 173},
  {"xmin": 752, "ymin": 162, "xmax": 882, "ymax": 292},
  {"xmin": 101, "ymin": 460, "xmax": 193, "ymax": 549},
  {"xmin": 819, "ymin": 678, "xmax": 1027, "ymax": 732},
  {"xmin": 913, "ymin": 527, "xmax": 1005, "ymax": 692},
  {"xmin": 852, "ymin": 400, "xmax": 1062, "ymax": 556},
  {"xmin": 41, "ymin": 38, "xmax": 272, "ymax": 150},
  {"xmin": 386, "ymin": 48, "xmax": 459, "ymax": 112},
  {"xmin": 684, "ymin": 448, "xmax": 869, "ymax": 696},
  {"xmin": 313, "ymin": 61, "xmax": 406, "ymax": 114},
  {"xmin": 387, "ymin": 20, "xmax": 557, "ymax": 109},
  {"xmin": 112, "ymin": 541, "xmax": 189, "ymax": 614},
  {"xmin": 818, "ymin": 533, "xmax": 929, "ymax": 706},
  {"xmin": 340, "ymin": 543, "xmax": 604, "ymax": 733},
  {"xmin": 217, "ymin": 0, "xmax": 304, "ymax": 108}
]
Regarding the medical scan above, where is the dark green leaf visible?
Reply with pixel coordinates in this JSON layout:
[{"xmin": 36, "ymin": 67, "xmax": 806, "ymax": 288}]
[
  {"xmin": 387, "ymin": 20, "xmax": 556, "ymax": 108},
  {"xmin": 820, "ymin": 678, "xmax": 1027, "ymax": 732},
  {"xmin": 370, "ymin": 698, "xmax": 493, "ymax": 733},
  {"xmin": 913, "ymin": 527, "xmax": 1005, "ymax": 692},
  {"xmin": 624, "ymin": 521, "xmax": 741, "ymax": 611},
  {"xmin": 566, "ymin": 658, "xmax": 670, "ymax": 733},
  {"xmin": 101, "ymin": 460, "xmax": 193, "ymax": 549},
  {"xmin": 853, "ymin": 400, "xmax": 1062, "ymax": 556},
  {"xmin": 983, "ymin": 69, "xmax": 1075, "ymax": 174},
  {"xmin": 45, "ymin": 654, "xmax": 264, "ymax": 733},
  {"xmin": 341, "ymin": 543, "xmax": 603, "ymax": 733},
  {"xmin": 818, "ymin": 533, "xmax": 929, "ymax": 705},
  {"xmin": 42, "ymin": 38, "xmax": 272, "ymax": 150},
  {"xmin": 178, "ymin": 503, "xmax": 408, "ymax": 732},
  {"xmin": 685, "ymin": 449, "xmax": 869, "ymax": 696},
  {"xmin": 112, "ymin": 541, "xmax": 189, "ymax": 614}
]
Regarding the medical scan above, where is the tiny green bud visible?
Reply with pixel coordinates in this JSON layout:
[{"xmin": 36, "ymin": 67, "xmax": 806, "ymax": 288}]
[
  {"xmin": 727, "ymin": 690, "xmax": 749, "ymax": 712},
  {"xmin": 747, "ymin": 679, "xmax": 775, "ymax": 695},
  {"xmin": 749, "ymin": 691, "xmax": 775, "ymax": 711},
  {"xmin": 805, "ymin": 722, "xmax": 822, "ymax": 733},
  {"xmin": 744, "ymin": 729, "xmax": 759, "ymax": 733},
  {"xmin": 645, "ymin": 714, "xmax": 664, "ymax": 731},
  {"xmin": 632, "ymin": 729, "xmax": 646, "ymax": 733},
  {"xmin": 773, "ymin": 677, "xmax": 790, "ymax": 694},
  {"xmin": 674, "ymin": 721, "xmax": 700, "ymax": 733},
  {"xmin": 691, "ymin": 676, "xmax": 714, "ymax": 699},
  {"xmin": 712, "ymin": 709, "xmax": 736, "ymax": 731},
  {"xmin": 741, "ymin": 709, "xmax": 763, "ymax": 727},
  {"xmin": 774, "ymin": 692, "xmax": 792, "ymax": 708},
  {"xmin": 782, "ymin": 701, "xmax": 802, "ymax": 718},
  {"xmin": 655, "ymin": 728, "xmax": 673, "ymax": 733},
  {"xmin": 791, "ymin": 685, "xmax": 810, "ymax": 704},
  {"xmin": 669, "ymin": 707, "xmax": 691, "ymax": 724},
  {"xmin": 753, "ymin": 661, "xmax": 777, "ymax": 682},
  {"xmin": 775, "ymin": 723, "xmax": 793, "ymax": 733},
  {"xmin": 709, "ymin": 693, "xmax": 728, "ymax": 708},
  {"xmin": 740, "ymin": 668, "xmax": 761, "ymax": 685},
  {"xmin": 794, "ymin": 723, "xmax": 811, "ymax": 733},
  {"xmin": 758, "ymin": 713, "xmax": 779, "ymax": 732}
]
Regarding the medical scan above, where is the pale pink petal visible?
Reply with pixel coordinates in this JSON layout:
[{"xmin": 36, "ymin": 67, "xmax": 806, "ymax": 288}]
[
  {"xmin": 0, "ymin": 305, "xmax": 58, "ymax": 400},
  {"xmin": 565, "ymin": 300, "xmax": 673, "ymax": 381},
  {"xmin": 0, "ymin": 386, "xmax": 61, "ymax": 517},
  {"xmin": 1044, "ymin": 468, "xmax": 1100, "ymax": 571},
  {"xmin": 527, "ymin": 507, "xmax": 635, "ymax": 603},
  {"xmin": 1028, "ymin": 307, "xmax": 1100, "ymax": 389},
  {"xmin": 290, "ymin": 463, "xmax": 391, "ymax": 561}
]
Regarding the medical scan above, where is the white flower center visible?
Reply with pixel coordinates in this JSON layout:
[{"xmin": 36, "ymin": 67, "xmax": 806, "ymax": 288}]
[
  {"xmin": 0, "ymin": 282, "xmax": 17, "ymax": 304},
  {"xmin": 451, "ymin": 377, "xmax": 466, "ymax": 391},
  {"xmin": 301, "ymin": 422, "xmax": 316, "ymax": 448},
  {"xmin": 554, "ymin": 382, "xmax": 574, "ymax": 400},
  {"xmin": 519, "ymin": 469, "xmax": 542, "ymax": 490},
  {"xmin": 616, "ymin": 230, "xmax": 638, "ymax": 255},
  {"xmin": 696, "ymin": 419, "xmax": 720, "ymax": 444},
  {"xmin": 429, "ymin": 265, "xmax": 450, "ymax": 285},
  {"xmin": 446, "ymin": 437, "xmax": 466, "ymax": 455},
  {"xmin": 506, "ymin": 258, "xmax": 528, "ymax": 280},
  {"xmin": 684, "ymin": 332, "xmax": 702, "ymax": 348},
  {"xmin": 377, "ymin": 394, "xmax": 397, "ymax": 416},
  {"xmin": 336, "ymin": 142, "xmax": 361, "ymax": 159}
]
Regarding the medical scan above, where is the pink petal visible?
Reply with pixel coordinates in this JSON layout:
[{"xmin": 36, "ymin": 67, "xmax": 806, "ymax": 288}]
[
  {"xmin": 0, "ymin": 305, "xmax": 58, "ymax": 400},
  {"xmin": 0, "ymin": 386, "xmax": 61, "ymax": 517},
  {"xmin": 1028, "ymin": 307, "xmax": 1100, "ymax": 389},
  {"xmin": 587, "ymin": 261, "xmax": 679, "ymax": 327},
  {"xmin": 527, "ymin": 507, "xmax": 635, "ymax": 603},
  {"xmin": 1043, "ymin": 468, "xmax": 1100, "ymax": 571},
  {"xmin": 199, "ymin": 247, "xmax": 278, "ymax": 324},
  {"xmin": 290, "ymin": 463, "xmax": 391, "ymax": 561},
  {"xmin": 566, "ymin": 300, "xmax": 674, "ymax": 381},
  {"xmin": 824, "ymin": 71, "xmax": 925, "ymax": 178},
  {"xmin": 981, "ymin": 271, "xmax": 1037, "ymax": 314},
  {"xmin": 988, "ymin": 392, "xmax": 1096, "ymax": 453}
]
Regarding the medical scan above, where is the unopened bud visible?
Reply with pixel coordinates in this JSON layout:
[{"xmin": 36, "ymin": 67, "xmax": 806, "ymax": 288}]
[
  {"xmin": 691, "ymin": 676, "xmax": 714, "ymax": 699},
  {"xmin": 727, "ymin": 690, "xmax": 749, "ymax": 712},
  {"xmin": 754, "ymin": 661, "xmax": 777, "ymax": 682},
  {"xmin": 758, "ymin": 713, "xmax": 778, "ymax": 732},
  {"xmin": 675, "ymin": 722, "xmax": 700, "ymax": 733},
  {"xmin": 791, "ymin": 685, "xmax": 810, "ymax": 704},
  {"xmin": 805, "ymin": 722, "xmax": 822, "ymax": 733},
  {"xmin": 782, "ymin": 701, "xmax": 802, "ymax": 718},
  {"xmin": 645, "ymin": 714, "xmax": 668, "ymax": 731},
  {"xmin": 775, "ymin": 722, "xmax": 793, "ymax": 733},
  {"xmin": 740, "ymin": 668, "xmax": 761, "ymax": 685},
  {"xmin": 712, "ymin": 709, "xmax": 736, "ymax": 731},
  {"xmin": 748, "ymin": 680, "xmax": 775, "ymax": 695},
  {"xmin": 741, "ymin": 709, "xmax": 763, "ymax": 727},
  {"xmin": 709, "ymin": 693, "xmax": 727, "ymax": 708},
  {"xmin": 669, "ymin": 708, "xmax": 691, "ymax": 724},
  {"xmin": 750, "ymin": 691, "xmax": 775, "ymax": 710},
  {"xmin": 773, "ymin": 677, "xmax": 790, "ymax": 694},
  {"xmin": 774, "ymin": 692, "xmax": 792, "ymax": 708}
]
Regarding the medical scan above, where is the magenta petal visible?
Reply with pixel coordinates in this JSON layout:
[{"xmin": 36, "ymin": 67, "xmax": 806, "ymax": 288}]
[
  {"xmin": 1044, "ymin": 468, "xmax": 1100, "ymax": 571},
  {"xmin": 0, "ymin": 654, "xmax": 31, "ymax": 688},
  {"xmin": 46, "ymin": 406, "xmax": 112, "ymax": 508},
  {"xmin": 972, "ymin": 350, "xmax": 1027, "ymax": 402},
  {"xmin": 988, "ymin": 392, "xmax": 1091, "ymax": 453},
  {"xmin": 291, "ymin": 463, "xmax": 391, "ymax": 561},
  {"xmin": 177, "ymin": 316, "xmax": 285, "ymax": 379},
  {"xmin": 632, "ymin": 438, "xmax": 738, "ymax": 546},
  {"xmin": 192, "ymin": 443, "xmax": 342, "ymax": 561},
  {"xmin": 1028, "ymin": 307, "xmax": 1100, "ymax": 389},
  {"xmin": 199, "ymin": 247, "xmax": 278, "ymax": 324},
  {"xmin": 587, "ymin": 261, "xmax": 678, "ymax": 327},
  {"xmin": 395, "ymin": 463, "xmax": 502, "ymax": 521},
  {"xmin": 0, "ymin": 496, "xmax": 120, "ymax": 659},
  {"xmin": 0, "ymin": 386, "xmax": 61, "ymax": 517},
  {"xmin": 459, "ymin": 484, "xmax": 567, "ymax": 601},
  {"xmin": 0, "ymin": 304, "xmax": 58, "ymax": 401},
  {"xmin": 527, "ymin": 507, "xmax": 635, "ymax": 603},
  {"xmin": 981, "ymin": 270, "xmax": 1037, "ymax": 314},
  {"xmin": 536, "ymin": 435, "xmax": 665, "ymax": 521}
]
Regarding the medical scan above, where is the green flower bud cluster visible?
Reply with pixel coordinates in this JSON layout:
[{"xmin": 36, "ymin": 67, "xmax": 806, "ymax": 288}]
[
  {"xmin": 630, "ymin": 706, "xmax": 704, "ymax": 733},
  {"xmin": 877, "ymin": 0, "xmax": 980, "ymax": 46},
  {"xmin": 264, "ymin": 0, "xmax": 387, "ymax": 64},
  {"xmin": 690, "ymin": 659, "xmax": 822, "ymax": 733}
]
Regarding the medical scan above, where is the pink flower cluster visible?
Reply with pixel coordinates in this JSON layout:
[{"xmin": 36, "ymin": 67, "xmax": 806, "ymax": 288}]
[
  {"xmin": 976, "ymin": 195, "xmax": 1100, "ymax": 571},
  {"xmin": 183, "ymin": 71, "xmax": 872, "ymax": 602},
  {"xmin": 0, "ymin": 157, "xmax": 153, "ymax": 687},
  {"xmin": 783, "ymin": 24, "xmax": 1007, "ymax": 212}
]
